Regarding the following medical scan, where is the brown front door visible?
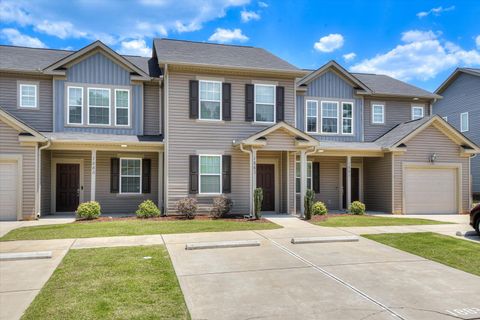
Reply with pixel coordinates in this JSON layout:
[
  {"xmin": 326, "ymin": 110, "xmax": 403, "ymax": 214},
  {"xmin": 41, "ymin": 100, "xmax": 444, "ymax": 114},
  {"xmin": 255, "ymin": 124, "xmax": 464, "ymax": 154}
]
[
  {"xmin": 257, "ymin": 164, "xmax": 275, "ymax": 211},
  {"xmin": 56, "ymin": 163, "xmax": 80, "ymax": 212},
  {"xmin": 342, "ymin": 167, "xmax": 360, "ymax": 209}
]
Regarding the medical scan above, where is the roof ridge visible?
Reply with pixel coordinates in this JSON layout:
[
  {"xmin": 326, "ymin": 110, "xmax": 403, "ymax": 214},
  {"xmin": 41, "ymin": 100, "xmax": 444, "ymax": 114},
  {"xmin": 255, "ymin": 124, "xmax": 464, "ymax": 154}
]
[
  {"xmin": 155, "ymin": 38, "xmax": 256, "ymax": 49},
  {"xmin": 0, "ymin": 44, "xmax": 74, "ymax": 52}
]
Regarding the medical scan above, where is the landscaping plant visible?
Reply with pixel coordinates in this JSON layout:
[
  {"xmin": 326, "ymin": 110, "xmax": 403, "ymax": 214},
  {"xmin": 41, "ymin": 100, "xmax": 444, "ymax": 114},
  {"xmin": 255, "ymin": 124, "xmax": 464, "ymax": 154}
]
[
  {"xmin": 76, "ymin": 201, "xmax": 101, "ymax": 220},
  {"xmin": 210, "ymin": 196, "xmax": 233, "ymax": 219},
  {"xmin": 176, "ymin": 197, "xmax": 198, "ymax": 219},
  {"xmin": 136, "ymin": 200, "xmax": 161, "ymax": 218},
  {"xmin": 312, "ymin": 201, "xmax": 328, "ymax": 215},
  {"xmin": 349, "ymin": 201, "xmax": 366, "ymax": 215},
  {"xmin": 303, "ymin": 189, "xmax": 315, "ymax": 220},
  {"xmin": 254, "ymin": 187, "xmax": 263, "ymax": 219}
]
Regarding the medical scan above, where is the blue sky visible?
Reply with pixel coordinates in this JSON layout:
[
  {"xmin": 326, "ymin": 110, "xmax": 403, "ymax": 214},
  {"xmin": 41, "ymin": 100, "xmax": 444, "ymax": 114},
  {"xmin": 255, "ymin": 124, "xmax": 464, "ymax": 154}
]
[{"xmin": 1, "ymin": 0, "xmax": 479, "ymax": 91}]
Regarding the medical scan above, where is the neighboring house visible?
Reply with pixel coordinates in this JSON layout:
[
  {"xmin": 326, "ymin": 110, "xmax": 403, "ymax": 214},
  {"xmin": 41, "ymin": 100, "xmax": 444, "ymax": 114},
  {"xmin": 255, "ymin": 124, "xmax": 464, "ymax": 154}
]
[
  {"xmin": 433, "ymin": 68, "xmax": 480, "ymax": 198},
  {"xmin": 0, "ymin": 40, "xmax": 478, "ymax": 221}
]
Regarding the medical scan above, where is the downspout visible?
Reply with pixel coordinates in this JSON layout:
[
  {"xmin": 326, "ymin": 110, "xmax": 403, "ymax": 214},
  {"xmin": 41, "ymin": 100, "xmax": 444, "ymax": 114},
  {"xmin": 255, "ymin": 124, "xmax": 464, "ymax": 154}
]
[
  {"xmin": 163, "ymin": 64, "xmax": 169, "ymax": 215},
  {"xmin": 37, "ymin": 139, "xmax": 51, "ymax": 219},
  {"xmin": 239, "ymin": 143, "xmax": 253, "ymax": 217}
]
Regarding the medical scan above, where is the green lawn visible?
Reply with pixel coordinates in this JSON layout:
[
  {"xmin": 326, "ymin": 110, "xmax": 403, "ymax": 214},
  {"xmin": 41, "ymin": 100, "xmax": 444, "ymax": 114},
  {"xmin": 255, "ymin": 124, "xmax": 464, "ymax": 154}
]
[
  {"xmin": 312, "ymin": 215, "xmax": 449, "ymax": 227},
  {"xmin": 1, "ymin": 219, "xmax": 280, "ymax": 241},
  {"xmin": 22, "ymin": 245, "xmax": 189, "ymax": 320},
  {"xmin": 364, "ymin": 232, "xmax": 480, "ymax": 276}
]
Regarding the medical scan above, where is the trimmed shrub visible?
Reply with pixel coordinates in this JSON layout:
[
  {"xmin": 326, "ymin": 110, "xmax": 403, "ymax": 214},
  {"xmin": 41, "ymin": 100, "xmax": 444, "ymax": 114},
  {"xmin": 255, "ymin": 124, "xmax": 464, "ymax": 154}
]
[
  {"xmin": 312, "ymin": 201, "xmax": 328, "ymax": 215},
  {"xmin": 176, "ymin": 198, "xmax": 198, "ymax": 219},
  {"xmin": 349, "ymin": 201, "xmax": 366, "ymax": 215},
  {"xmin": 304, "ymin": 189, "xmax": 315, "ymax": 220},
  {"xmin": 76, "ymin": 201, "xmax": 101, "ymax": 220},
  {"xmin": 136, "ymin": 200, "xmax": 161, "ymax": 218},
  {"xmin": 210, "ymin": 196, "xmax": 233, "ymax": 219},
  {"xmin": 254, "ymin": 188, "xmax": 263, "ymax": 219}
]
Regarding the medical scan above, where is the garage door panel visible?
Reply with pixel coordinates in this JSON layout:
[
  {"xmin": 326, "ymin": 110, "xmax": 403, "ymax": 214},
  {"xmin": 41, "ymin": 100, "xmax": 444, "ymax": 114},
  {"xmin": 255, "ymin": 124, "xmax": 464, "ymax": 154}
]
[{"xmin": 0, "ymin": 162, "xmax": 18, "ymax": 220}]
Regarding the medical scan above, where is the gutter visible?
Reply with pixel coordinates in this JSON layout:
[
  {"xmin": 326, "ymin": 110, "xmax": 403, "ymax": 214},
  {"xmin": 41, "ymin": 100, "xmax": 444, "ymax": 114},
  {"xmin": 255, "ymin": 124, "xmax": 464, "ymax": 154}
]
[{"xmin": 239, "ymin": 143, "xmax": 253, "ymax": 217}]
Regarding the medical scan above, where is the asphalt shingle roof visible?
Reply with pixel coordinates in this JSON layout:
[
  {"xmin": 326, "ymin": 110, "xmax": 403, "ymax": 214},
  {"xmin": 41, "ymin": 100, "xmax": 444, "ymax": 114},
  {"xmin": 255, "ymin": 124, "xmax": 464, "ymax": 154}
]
[{"xmin": 374, "ymin": 116, "xmax": 432, "ymax": 148}]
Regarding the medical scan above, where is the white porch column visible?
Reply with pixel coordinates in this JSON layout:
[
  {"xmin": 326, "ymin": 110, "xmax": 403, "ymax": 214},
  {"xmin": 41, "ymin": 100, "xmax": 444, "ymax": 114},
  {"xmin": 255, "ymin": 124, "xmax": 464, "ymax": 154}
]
[
  {"xmin": 300, "ymin": 149, "xmax": 307, "ymax": 218},
  {"xmin": 91, "ymin": 149, "xmax": 96, "ymax": 201},
  {"xmin": 251, "ymin": 148, "xmax": 257, "ymax": 217},
  {"xmin": 346, "ymin": 155, "xmax": 352, "ymax": 211}
]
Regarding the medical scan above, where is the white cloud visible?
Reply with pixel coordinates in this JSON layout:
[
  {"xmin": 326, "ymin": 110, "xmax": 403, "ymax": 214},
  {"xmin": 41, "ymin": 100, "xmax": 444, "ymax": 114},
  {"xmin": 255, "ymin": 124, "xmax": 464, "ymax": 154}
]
[
  {"xmin": 1, "ymin": 28, "xmax": 46, "ymax": 48},
  {"xmin": 118, "ymin": 39, "xmax": 152, "ymax": 57},
  {"xmin": 174, "ymin": 21, "xmax": 202, "ymax": 33},
  {"xmin": 208, "ymin": 28, "xmax": 248, "ymax": 43},
  {"xmin": 35, "ymin": 20, "xmax": 87, "ymax": 39},
  {"xmin": 343, "ymin": 52, "xmax": 356, "ymax": 62},
  {"xmin": 313, "ymin": 33, "xmax": 344, "ymax": 53},
  {"xmin": 258, "ymin": 1, "xmax": 268, "ymax": 8},
  {"xmin": 350, "ymin": 30, "xmax": 480, "ymax": 81},
  {"xmin": 0, "ymin": 1, "xmax": 32, "ymax": 25},
  {"xmin": 417, "ymin": 6, "xmax": 455, "ymax": 18},
  {"xmin": 476, "ymin": 35, "xmax": 480, "ymax": 49},
  {"xmin": 241, "ymin": 10, "xmax": 260, "ymax": 22}
]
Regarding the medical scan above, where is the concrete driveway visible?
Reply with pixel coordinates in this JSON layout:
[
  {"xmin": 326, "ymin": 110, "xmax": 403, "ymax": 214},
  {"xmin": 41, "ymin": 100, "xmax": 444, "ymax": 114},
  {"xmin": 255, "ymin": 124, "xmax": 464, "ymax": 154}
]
[
  {"xmin": 165, "ymin": 217, "xmax": 480, "ymax": 320},
  {"xmin": 0, "ymin": 216, "xmax": 75, "ymax": 237}
]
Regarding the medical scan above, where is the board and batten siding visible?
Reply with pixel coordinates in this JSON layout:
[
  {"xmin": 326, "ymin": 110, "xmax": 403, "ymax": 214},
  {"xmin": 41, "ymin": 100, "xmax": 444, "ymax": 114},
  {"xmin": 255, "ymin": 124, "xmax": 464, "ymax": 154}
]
[
  {"xmin": 0, "ymin": 119, "xmax": 36, "ymax": 218},
  {"xmin": 296, "ymin": 71, "xmax": 363, "ymax": 142},
  {"xmin": 393, "ymin": 125, "xmax": 470, "ymax": 213},
  {"xmin": 166, "ymin": 71, "xmax": 296, "ymax": 213},
  {"xmin": 364, "ymin": 153, "xmax": 392, "ymax": 213},
  {"xmin": 433, "ymin": 73, "xmax": 480, "ymax": 194},
  {"xmin": 0, "ymin": 72, "xmax": 53, "ymax": 131},
  {"xmin": 144, "ymin": 82, "xmax": 161, "ymax": 135}
]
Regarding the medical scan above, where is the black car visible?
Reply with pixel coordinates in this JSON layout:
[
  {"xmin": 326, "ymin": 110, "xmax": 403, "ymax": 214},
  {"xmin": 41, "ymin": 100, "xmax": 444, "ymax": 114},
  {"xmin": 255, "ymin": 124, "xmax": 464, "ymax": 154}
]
[{"xmin": 471, "ymin": 203, "xmax": 480, "ymax": 235}]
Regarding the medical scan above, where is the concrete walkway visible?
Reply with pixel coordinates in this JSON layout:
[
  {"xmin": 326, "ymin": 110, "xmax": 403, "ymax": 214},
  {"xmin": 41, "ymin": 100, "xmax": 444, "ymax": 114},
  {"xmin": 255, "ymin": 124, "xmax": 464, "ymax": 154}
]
[{"xmin": 0, "ymin": 216, "xmax": 75, "ymax": 238}]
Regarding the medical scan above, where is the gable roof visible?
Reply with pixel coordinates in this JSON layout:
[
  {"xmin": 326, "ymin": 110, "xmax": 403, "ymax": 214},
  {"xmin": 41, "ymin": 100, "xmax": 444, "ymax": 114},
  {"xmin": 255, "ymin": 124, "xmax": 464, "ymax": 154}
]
[
  {"xmin": 0, "ymin": 107, "xmax": 46, "ymax": 141},
  {"xmin": 153, "ymin": 38, "xmax": 304, "ymax": 75},
  {"xmin": 435, "ymin": 67, "xmax": 480, "ymax": 94},
  {"xmin": 238, "ymin": 121, "xmax": 318, "ymax": 147}
]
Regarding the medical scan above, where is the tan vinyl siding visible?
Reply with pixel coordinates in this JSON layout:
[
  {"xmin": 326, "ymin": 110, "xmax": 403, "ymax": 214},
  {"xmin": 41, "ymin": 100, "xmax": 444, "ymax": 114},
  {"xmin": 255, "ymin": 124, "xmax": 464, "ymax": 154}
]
[
  {"xmin": 41, "ymin": 149, "xmax": 51, "ymax": 214},
  {"xmin": 262, "ymin": 129, "xmax": 297, "ymax": 151},
  {"xmin": 393, "ymin": 125, "xmax": 470, "ymax": 213},
  {"xmin": 144, "ymin": 82, "xmax": 161, "ymax": 135},
  {"xmin": 364, "ymin": 153, "xmax": 392, "ymax": 213}
]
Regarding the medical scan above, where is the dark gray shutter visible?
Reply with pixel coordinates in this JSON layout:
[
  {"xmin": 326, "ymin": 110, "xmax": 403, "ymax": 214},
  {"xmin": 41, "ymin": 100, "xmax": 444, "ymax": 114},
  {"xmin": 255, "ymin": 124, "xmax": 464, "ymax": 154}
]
[
  {"xmin": 313, "ymin": 162, "xmax": 320, "ymax": 193},
  {"xmin": 222, "ymin": 83, "xmax": 231, "ymax": 121},
  {"xmin": 189, "ymin": 155, "xmax": 199, "ymax": 194},
  {"xmin": 245, "ymin": 84, "xmax": 254, "ymax": 121},
  {"xmin": 189, "ymin": 80, "xmax": 199, "ymax": 119},
  {"xmin": 276, "ymin": 86, "xmax": 284, "ymax": 122},
  {"xmin": 222, "ymin": 155, "xmax": 231, "ymax": 193},
  {"xmin": 110, "ymin": 158, "xmax": 119, "ymax": 193},
  {"xmin": 142, "ymin": 159, "xmax": 151, "ymax": 193}
]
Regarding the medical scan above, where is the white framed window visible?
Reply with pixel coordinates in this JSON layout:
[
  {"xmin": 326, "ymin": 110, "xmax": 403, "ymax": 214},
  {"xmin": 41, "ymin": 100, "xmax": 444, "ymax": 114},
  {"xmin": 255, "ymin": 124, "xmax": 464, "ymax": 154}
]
[
  {"xmin": 305, "ymin": 100, "xmax": 318, "ymax": 133},
  {"xmin": 321, "ymin": 101, "xmax": 339, "ymax": 134},
  {"xmin": 19, "ymin": 84, "xmax": 38, "ymax": 108},
  {"xmin": 342, "ymin": 102, "xmax": 354, "ymax": 134},
  {"xmin": 120, "ymin": 158, "xmax": 142, "ymax": 194},
  {"xmin": 372, "ymin": 104, "xmax": 385, "ymax": 124},
  {"xmin": 199, "ymin": 80, "xmax": 222, "ymax": 120},
  {"xmin": 67, "ymin": 86, "xmax": 83, "ymax": 124},
  {"xmin": 442, "ymin": 116, "xmax": 448, "ymax": 122},
  {"xmin": 115, "ymin": 89, "xmax": 130, "ymax": 126},
  {"xmin": 296, "ymin": 161, "xmax": 312, "ymax": 193},
  {"xmin": 199, "ymin": 155, "xmax": 222, "ymax": 194},
  {"xmin": 254, "ymin": 84, "xmax": 276, "ymax": 123},
  {"xmin": 88, "ymin": 88, "xmax": 110, "ymax": 125},
  {"xmin": 411, "ymin": 105, "xmax": 424, "ymax": 120},
  {"xmin": 460, "ymin": 112, "xmax": 469, "ymax": 132}
]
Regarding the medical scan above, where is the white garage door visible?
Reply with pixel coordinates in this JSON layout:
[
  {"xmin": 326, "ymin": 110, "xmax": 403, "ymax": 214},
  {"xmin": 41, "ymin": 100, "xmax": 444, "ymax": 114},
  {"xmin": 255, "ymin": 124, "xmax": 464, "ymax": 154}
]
[
  {"xmin": 0, "ymin": 162, "xmax": 19, "ymax": 220},
  {"xmin": 404, "ymin": 167, "xmax": 457, "ymax": 214}
]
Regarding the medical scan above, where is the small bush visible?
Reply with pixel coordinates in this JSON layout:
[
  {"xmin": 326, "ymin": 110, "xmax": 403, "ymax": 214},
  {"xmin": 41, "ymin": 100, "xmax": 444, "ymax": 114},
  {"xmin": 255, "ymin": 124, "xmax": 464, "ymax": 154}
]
[
  {"xmin": 304, "ymin": 189, "xmax": 315, "ymax": 220},
  {"xmin": 312, "ymin": 201, "xmax": 328, "ymax": 215},
  {"xmin": 76, "ymin": 201, "xmax": 101, "ymax": 220},
  {"xmin": 254, "ymin": 188, "xmax": 263, "ymax": 219},
  {"xmin": 176, "ymin": 197, "xmax": 198, "ymax": 219},
  {"xmin": 136, "ymin": 200, "xmax": 161, "ymax": 218},
  {"xmin": 210, "ymin": 196, "xmax": 233, "ymax": 219},
  {"xmin": 349, "ymin": 201, "xmax": 366, "ymax": 215}
]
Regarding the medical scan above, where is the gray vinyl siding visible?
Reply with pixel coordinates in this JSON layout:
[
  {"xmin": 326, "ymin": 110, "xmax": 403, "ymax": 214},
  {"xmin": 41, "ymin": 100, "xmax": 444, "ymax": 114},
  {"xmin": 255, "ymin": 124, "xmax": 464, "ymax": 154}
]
[
  {"xmin": 296, "ymin": 71, "xmax": 363, "ymax": 142},
  {"xmin": 0, "ymin": 72, "xmax": 53, "ymax": 131},
  {"xmin": 144, "ymin": 82, "xmax": 161, "ymax": 135},
  {"xmin": 0, "ymin": 119, "xmax": 36, "ymax": 219},
  {"xmin": 393, "ymin": 126, "xmax": 470, "ymax": 213},
  {"xmin": 166, "ymin": 71, "xmax": 296, "ymax": 214},
  {"xmin": 433, "ymin": 73, "xmax": 480, "ymax": 194},
  {"xmin": 364, "ymin": 98, "xmax": 430, "ymax": 142},
  {"xmin": 41, "ymin": 149, "xmax": 51, "ymax": 215},
  {"xmin": 364, "ymin": 153, "xmax": 392, "ymax": 213}
]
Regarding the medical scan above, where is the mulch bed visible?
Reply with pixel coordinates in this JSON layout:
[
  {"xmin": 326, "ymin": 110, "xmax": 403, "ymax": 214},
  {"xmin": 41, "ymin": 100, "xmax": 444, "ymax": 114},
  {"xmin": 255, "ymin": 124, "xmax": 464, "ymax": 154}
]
[{"xmin": 75, "ymin": 215, "xmax": 272, "ymax": 224}]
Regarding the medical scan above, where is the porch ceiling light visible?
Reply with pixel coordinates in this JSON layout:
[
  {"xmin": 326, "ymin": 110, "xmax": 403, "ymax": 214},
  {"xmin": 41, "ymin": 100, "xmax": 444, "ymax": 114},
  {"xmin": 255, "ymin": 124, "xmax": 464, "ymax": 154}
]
[{"xmin": 121, "ymin": 144, "xmax": 128, "ymax": 148}]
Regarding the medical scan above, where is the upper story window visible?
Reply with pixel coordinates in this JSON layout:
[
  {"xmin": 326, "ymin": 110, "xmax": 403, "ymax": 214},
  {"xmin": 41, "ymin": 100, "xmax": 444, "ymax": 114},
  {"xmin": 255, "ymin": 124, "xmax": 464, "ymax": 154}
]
[
  {"xmin": 88, "ymin": 88, "xmax": 111, "ymax": 125},
  {"xmin": 411, "ymin": 105, "xmax": 424, "ymax": 120},
  {"xmin": 67, "ymin": 86, "xmax": 83, "ymax": 124},
  {"xmin": 296, "ymin": 161, "xmax": 312, "ymax": 193},
  {"xmin": 460, "ymin": 112, "xmax": 469, "ymax": 132},
  {"xmin": 372, "ymin": 103, "xmax": 385, "ymax": 124},
  {"xmin": 199, "ymin": 155, "xmax": 222, "ymax": 194},
  {"xmin": 115, "ymin": 89, "xmax": 130, "ymax": 126},
  {"xmin": 19, "ymin": 83, "xmax": 38, "ymax": 108},
  {"xmin": 342, "ymin": 102, "xmax": 353, "ymax": 134},
  {"xmin": 120, "ymin": 158, "xmax": 141, "ymax": 194},
  {"xmin": 199, "ymin": 80, "xmax": 222, "ymax": 120},
  {"xmin": 306, "ymin": 100, "xmax": 318, "ymax": 133},
  {"xmin": 321, "ymin": 101, "xmax": 339, "ymax": 134},
  {"xmin": 255, "ymin": 84, "xmax": 276, "ymax": 123}
]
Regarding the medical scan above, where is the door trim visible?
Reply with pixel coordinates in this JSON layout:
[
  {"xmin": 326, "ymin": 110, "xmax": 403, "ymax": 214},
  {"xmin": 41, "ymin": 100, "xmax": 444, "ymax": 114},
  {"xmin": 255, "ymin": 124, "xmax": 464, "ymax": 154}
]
[
  {"xmin": 339, "ymin": 162, "xmax": 363, "ymax": 209},
  {"xmin": 257, "ymin": 158, "xmax": 280, "ymax": 213},
  {"xmin": 51, "ymin": 158, "xmax": 84, "ymax": 214},
  {"xmin": 0, "ymin": 155, "xmax": 23, "ymax": 220}
]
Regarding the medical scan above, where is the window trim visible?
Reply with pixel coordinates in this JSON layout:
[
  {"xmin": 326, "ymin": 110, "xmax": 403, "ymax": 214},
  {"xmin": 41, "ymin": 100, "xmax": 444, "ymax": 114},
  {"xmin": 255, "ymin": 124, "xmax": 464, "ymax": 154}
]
[
  {"xmin": 199, "ymin": 154, "xmax": 223, "ymax": 195},
  {"xmin": 371, "ymin": 103, "xmax": 385, "ymax": 124},
  {"xmin": 198, "ymin": 80, "xmax": 222, "ymax": 121},
  {"xmin": 320, "ymin": 100, "xmax": 339, "ymax": 134},
  {"xmin": 114, "ymin": 88, "xmax": 130, "ymax": 127},
  {"xmin": 19, "ymin": 83, "xmax": 38, "ymax": 109},
  {"xmin": 460, "ymin": 112, "xmax": 469, "ymax": 132},
  {"xmin": 411, "ymin": 105, "xmax": 424, "ymax": 120},
  {"xmin": 305, "ymin": 100, "xmax": 318, "ymax": 133},
  {"xmin": 341, "ymin": 102, "xmax": 354, "ymax": 135},
  {"xmin": 295, "ymin": 161, "xmax": 313, "ymax": 193},
  {"xmin": 87, "ymin": 87, "xmax": 111, "ymax": 126},
  {"xmin": 67, "ymin": 86, "xmax": 84, "ymax": 125},
  {"xmin": 254, "ymin": 83, "xmax": 276, "ymax": 124},
  {"xmin": 119, "ymin": 158, "xmax": 142, "ymax": 195}
]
